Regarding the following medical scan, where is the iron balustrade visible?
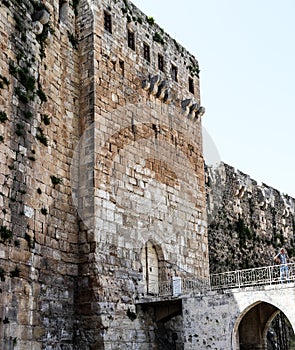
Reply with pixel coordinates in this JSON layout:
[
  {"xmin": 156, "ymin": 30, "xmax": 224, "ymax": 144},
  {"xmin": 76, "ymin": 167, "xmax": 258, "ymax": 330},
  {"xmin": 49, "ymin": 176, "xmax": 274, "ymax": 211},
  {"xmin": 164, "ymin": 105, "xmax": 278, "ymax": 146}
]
[
  {"xmin": 142, "ymin": 263, "xmax": 295, "ymax": 298},
  {"xmin": 210, "ymin": 262, "xmax": 295, "ymax": 290}
]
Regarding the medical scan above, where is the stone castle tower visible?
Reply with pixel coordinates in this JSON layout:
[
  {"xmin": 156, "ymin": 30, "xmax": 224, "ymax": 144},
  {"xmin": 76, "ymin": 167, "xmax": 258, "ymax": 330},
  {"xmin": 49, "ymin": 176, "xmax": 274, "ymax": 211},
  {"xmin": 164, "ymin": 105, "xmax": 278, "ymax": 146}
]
[
  {"xmin": 2, "ymin": 1, "xmax": 295, "ymax": 349},
  {"xmin": 0, "ymin": 0, "xmax": 208, "ymax": 348}
]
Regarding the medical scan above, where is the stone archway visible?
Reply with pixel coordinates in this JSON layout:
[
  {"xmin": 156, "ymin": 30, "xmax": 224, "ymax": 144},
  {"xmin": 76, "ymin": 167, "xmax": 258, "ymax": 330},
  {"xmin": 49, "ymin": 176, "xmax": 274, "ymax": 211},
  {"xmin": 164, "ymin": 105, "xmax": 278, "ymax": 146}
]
[{"xmin": 236, "ymin": 301, "xmax": 294, "ymax": 350}]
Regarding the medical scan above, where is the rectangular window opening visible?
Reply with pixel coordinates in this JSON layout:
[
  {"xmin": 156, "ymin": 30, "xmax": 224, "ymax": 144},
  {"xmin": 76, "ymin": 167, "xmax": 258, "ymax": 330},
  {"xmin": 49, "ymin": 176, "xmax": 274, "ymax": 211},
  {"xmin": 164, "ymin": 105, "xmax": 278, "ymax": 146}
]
[
  {"xmin": 104, "ymin": 11, "xmax": 112, "ymax": 33},
  {"xmin": 158, "ymin": 54, "xmax": 164, "ymax": 72},
  {"xmin": 189, "ymin": 77, "xmax": 194, "ymax": 94},
  {"xmin": 119, "ymin": 60, "xmax": 124, "ymax": 76},
  {"xmin": 143, "ymin": 43, "xmax": 150, "ymax": 63},
  {"xmin": 127, "ymin": 30, "xmax": 135, "ymax": 51},
  {"xmin": 171, "ymin": 64, "xmax": 178, "ymax": 82}
]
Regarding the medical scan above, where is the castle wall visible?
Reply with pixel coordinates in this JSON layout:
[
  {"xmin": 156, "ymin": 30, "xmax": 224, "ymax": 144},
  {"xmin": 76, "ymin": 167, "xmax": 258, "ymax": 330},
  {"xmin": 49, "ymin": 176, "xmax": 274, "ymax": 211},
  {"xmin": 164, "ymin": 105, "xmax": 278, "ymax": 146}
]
[
  {"xmin": 0, "ymin": 0, "xmax": 208, "ymax": 348},
  {"xmin": 0, "ymin": 0, "xmax": 81, "ymax": 348},
  {"xmin": 3, "ymin": 0, "xmax": 293, "ymax": 349},
  {"xmin": 206, "ymin": 163, "xmax": 295, "ymax": 273}
]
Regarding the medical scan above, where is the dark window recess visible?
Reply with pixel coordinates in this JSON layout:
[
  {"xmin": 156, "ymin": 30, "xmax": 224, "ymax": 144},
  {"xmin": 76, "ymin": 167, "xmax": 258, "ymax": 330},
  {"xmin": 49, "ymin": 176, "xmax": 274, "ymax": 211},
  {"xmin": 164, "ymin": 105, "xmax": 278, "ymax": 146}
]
[
  {"xmin": 127, "ymin": 30, "xmax": 135, "ymax": 50},
  {"xmin": 143, "ymin": 43, "xmax": 150, "ymax": 62},
  {"xmin": 158, "ymin": 54, "xmax": 164, "ymax": 71},
  {"xmin": 119, "ymin": 60, "xmax": 124, "ymax": 76},
  {"xmin": 189, "ymin": 77, "xmax": 194, "ymax": 94},
  {"xmin": 104, "ymin": 11, "xmax": 112, "ymax": 33},
  {"xmin": 171, "ymin": 65, "xmax": 178, "ymax": 82}
]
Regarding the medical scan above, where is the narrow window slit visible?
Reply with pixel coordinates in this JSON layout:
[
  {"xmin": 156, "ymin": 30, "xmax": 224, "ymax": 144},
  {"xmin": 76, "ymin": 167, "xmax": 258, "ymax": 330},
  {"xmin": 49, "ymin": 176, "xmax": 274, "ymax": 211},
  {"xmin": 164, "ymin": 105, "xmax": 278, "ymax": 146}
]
[
  {"xmin": 171, "ymin": 64, "xmax": 178, "ymax": 82},
  {"xmin": 189, "ymin": 77, "xmax": 194, "ymax": 94},
  {"xmin": 143, "ymin": 43, "xmax": 150, "ymax": 62},
  {"xmin": 104, "ymin": 11, "xmax": 112, "ymax": 33},
  {"xmin": 158, "ymin": 54, "xmax": 164, "ymax": 72},
  {"xmin": 127, "ymin": 30, "xmax": 135, "ymax": 51},
  {"xmin": 119, "ymin": 60, "xmax": 124, "ymax": 76}
]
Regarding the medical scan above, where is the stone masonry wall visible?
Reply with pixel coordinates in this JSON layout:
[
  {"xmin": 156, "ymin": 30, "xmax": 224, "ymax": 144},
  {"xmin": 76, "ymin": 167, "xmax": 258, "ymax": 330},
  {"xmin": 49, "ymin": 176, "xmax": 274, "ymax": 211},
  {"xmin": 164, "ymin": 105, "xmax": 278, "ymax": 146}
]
[
  {"xmin": 1, "ymin": 0, "xmax": 295, "ymax": 349},
  {"xmin": 1, "ymin": 0, "xmax": 208, "ymax": 348},
  {"xmin": 73, "ymin": 0, "xmax": 208, "ymax": 348},
  {"xmin": 0, "ymin": 0, "xmax": 80, "ymax": 348},
  {"xmin": 206, "ymin": 163, "xmax": 295, "ymax": 273},
  {"xmin": 183, "ymin": 284, "xmax": 295, "ymax": 350},
  {"xmin": 92, "ymin": 0, "xmax": 207, "ymax": 276}
]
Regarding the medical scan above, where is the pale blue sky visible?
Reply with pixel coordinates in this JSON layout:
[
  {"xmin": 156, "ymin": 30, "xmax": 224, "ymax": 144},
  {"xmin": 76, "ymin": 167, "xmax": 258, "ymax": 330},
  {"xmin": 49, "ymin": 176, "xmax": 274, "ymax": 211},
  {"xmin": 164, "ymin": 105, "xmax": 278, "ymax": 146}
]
[{"xmin": 131, "ymin": 0, "xmax": 295, "ymax": 198}]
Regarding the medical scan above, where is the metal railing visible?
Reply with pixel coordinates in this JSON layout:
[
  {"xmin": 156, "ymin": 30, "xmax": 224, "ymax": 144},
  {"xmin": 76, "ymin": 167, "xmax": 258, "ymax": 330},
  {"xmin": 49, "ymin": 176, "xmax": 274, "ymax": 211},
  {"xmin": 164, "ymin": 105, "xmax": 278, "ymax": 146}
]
[
  {"xmin": 210, "ymin": 262, "xmax": 295, "ymax": 290},
  {"xmin": 143, "ymin": 277, "xmax": 210, "ymax": 298},
  {"xmin": 141, "ymin": 263, "xmax": 295, "ymax": 298}
]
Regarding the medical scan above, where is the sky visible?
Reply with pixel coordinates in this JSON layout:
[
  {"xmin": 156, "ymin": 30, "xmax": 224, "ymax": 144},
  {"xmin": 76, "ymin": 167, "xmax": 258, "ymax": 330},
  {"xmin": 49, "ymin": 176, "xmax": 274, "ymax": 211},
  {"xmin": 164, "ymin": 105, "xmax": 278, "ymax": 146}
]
[{"xmin": 131, "ymin": 0, "xmax": 295, "ymax": 198}]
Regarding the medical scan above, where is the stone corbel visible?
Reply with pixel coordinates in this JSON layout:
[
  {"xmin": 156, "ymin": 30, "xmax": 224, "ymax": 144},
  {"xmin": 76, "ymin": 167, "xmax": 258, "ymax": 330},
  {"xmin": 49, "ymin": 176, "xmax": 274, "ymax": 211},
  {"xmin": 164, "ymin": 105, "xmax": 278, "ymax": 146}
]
[
  {"xmin": 195, "ymin": 106, "xmax": 206, "ymax": 119},
  {"xmin": 181, "ymin": 98, "xmax": 205, "ymax": 120},
  {"xmin": 181, "ymin": 98, "xmax": 194, "ymax": 117},
  {"xmin": 32, "ymin": 21, "xmax": 43, "ymax": 35},
  {"xmin": 32, "ymin": 8, "xmax": 50, "ymax": 37},
  {"xmin": 33, "ymin": 9, "xmax": 50, "ymax": 25},
  {"xmin": 235, "ymin": 184, "xmax": 246, "ymax": 199},
  {"xmin": 142, "ymin": 76, "xmax": 171, "ymax": 104},
  {"xmin": 142, "ymin": 79, "xmax": 150, "ymax": 91},
  {"xmin": 149, "ymin": 75, "xmax": 161, "ymax": 95},
  {"xmin": 188, "ymin": 102, "xmax": 199, "ymax": 119},
  {"xmin": 156, "ymin": 80, "xmax": 167, "ymax": 100},
  {"xmin": 282, "ymin": 198, "xmax": 291, "ymax": 217},
  {"xmin": 163, "ymin": 89, "xmax": 171, "ymax": 104},
  {"xmin": 258, "ymin": 188, "xmax": 269, "ymax": 209},
  {"xmin": 283, "ymin": 207, "xmax": 290, "ymax": 218}
]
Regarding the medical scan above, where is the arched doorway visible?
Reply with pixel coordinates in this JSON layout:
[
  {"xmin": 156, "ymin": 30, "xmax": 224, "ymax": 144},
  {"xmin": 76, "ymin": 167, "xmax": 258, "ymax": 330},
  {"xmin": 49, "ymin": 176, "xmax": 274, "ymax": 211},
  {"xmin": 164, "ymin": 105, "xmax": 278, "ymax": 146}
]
[
  {"xmin": 236, "ymin": 301, "xmax": 295, "ymax": 350},
  {"xmin": 141, "ymin": 241, "xmax": 164, "ymax": 295}
]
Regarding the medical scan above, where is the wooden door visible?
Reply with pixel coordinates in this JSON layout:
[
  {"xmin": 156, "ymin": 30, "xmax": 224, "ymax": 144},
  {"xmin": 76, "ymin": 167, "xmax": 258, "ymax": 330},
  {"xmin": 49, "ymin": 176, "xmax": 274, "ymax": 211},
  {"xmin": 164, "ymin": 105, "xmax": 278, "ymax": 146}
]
[{"xmin": 141, "ymin": 241, "xmax": 159, "ymax": 294}]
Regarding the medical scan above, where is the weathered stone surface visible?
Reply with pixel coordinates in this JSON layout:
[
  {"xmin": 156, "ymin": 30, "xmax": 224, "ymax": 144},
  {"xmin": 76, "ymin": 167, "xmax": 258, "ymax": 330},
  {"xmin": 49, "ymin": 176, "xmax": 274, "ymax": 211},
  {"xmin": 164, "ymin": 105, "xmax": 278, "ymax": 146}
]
[
  {"xmin": 0, "ymin": 0, "xmax": 79, "ymax": 348},
  {"xmin": 0, "ymin": 0, "xmax": 294, "ymax": 349},
  {"xmin": 183, "ymin": 283, "xmax": 295, "ymax": 349},
  {"xmin": 206, "ymin": 163, "xmax": 295, "ymax": 273},
  {"xmin": 0, "ymin": 0, "xmax": 206, "ymax": 348}
]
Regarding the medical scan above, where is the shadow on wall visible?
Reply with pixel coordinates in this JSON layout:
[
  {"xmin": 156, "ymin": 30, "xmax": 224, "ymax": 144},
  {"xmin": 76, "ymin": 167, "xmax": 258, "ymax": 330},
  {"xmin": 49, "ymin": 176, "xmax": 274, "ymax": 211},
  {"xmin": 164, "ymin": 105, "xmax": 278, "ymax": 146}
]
[{"xmin": 234, "ymin": 301, "xmax": 295, "ymax": 350}]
